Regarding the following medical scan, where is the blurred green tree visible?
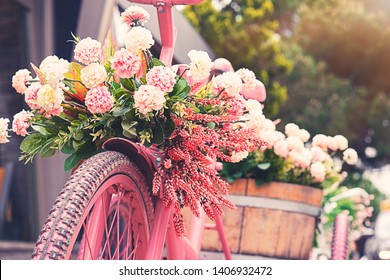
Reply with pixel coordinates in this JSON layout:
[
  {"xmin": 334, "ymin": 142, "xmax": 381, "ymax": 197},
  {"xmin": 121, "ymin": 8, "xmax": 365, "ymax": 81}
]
[{"xmin": 286, "ymin": 0, "xmax": 390, "ymax": 167}]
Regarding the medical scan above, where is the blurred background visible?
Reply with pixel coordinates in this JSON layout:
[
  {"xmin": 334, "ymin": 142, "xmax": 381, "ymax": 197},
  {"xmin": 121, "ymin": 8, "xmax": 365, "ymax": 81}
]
[{"xmin": 0, "ymin": 0, "xmax": 389, "ymax": 259}]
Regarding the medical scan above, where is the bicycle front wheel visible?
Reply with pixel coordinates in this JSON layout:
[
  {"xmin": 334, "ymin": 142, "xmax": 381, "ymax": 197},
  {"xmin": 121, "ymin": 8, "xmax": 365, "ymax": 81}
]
[{"xmin": 32, "ymin": 151, "xmax": 154, "ymax": 260}]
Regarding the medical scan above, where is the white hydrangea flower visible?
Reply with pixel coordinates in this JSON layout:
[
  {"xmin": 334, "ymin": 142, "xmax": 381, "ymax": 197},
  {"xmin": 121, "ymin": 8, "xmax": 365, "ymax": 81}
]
[
  {"xmin": 274, "ymin": 140, "xmax": 289, "ymax": 158},
  {"xmin": 343, "ymin": 148, "xmax": 358, "ymax": 165},
  {"xmin": 298, "ymin": 129, "xmax": 310, "ymax": 142},
  {"xmin": 245, "ymin": 99, "xmax": 263, "ymax": 115},
  {"xmin": 334, "ymin": 135, "xmax": 349, "ymax": 151},
  {"xmin": 80, "ymin": 62, "xmax": 107, "ymax": 88},
  {"xmin": 285, "ymin": 123, "xmax": 300, "ymax": 137},
  {"xmin": 212, "ymin": 71, "xmax": 242, "ymax": 97},
  {"xmin": 187, "ymin": 50, "xmax": 213, "ymax": 81},
  {"xmin": 236, "ymin": 68, "xmax": 257, "ymax": 89},
  {"xmin": 286, "ymin": 136, "xmax": 304, "ymax": 151},
  {"xmin": 231, "ymin": 151, "xmax": 249, "ymax": 163},
  {"xmin": 39, "ymin": 55, "xmax": 69, "ymax": 88},
  {"xmin": 125, "ymin": 26, "xmax": 154, "ymax": 52},
  {"xmin": 310, "ymin": 162, "xmax": 326, "ymax": 182}
]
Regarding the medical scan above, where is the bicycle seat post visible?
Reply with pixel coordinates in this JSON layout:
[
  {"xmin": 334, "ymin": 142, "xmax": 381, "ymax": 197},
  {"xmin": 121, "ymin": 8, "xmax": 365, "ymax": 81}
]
[{"xmin": 155, "ymin": 1, "xmax": 176, "ymax": 66}]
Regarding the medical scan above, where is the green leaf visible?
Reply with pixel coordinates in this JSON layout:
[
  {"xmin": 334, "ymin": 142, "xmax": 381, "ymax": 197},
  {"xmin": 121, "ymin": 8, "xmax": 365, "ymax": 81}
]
[
  {"xmin": 20, "ymin": 134, "xmax": 44, "ymax": 152},
  {"xmin": 207, "ymin": 122, "xmax": 216, "ymax": 129},
  {"xmin": 64, "ymin": 154, "xmax": 78, "ymax": 172},
  {"xmin": 61, "ymin": 141, "xmax": 75, "ymax": 154},
  {"xmin": 74, "ymin": 131, "xmax": 84, "ymax": 141},
  {"xmin": 152, "ymin": 122, "xmax": 164, "ymax": 145},
  {"xmin": 165, "ymin": 116, "xmax": 175, "ymax": 138},
  {"xmin": 170, "ymin": 78, "xmax": 189, "ymax": 97},
  {"xmin": 112, "ymin": 107, "xmax": 131, "ymax": 117},
  {"xmin": 120, "ymin": 78, "xmax": 135, "ymax": 91},
  {"xmin": 72, "ymin": 139, "xmax": 86, "ymax": 151},
  {"xmin": 257, "ymin": 163, "xmax": 271, "ymax": 170},
  {"xmin": 151, "ymin": 58, "xmax": 165, "ymax": 67},
  {"xmin": 64, "ymin": 152, "xmax": 92, "ymax": 172},
  {"xmin": 40, "ymin": 141, "xmax": 56, "ymax": 158},
  {"xmin": 121, "ymin": 120, "xmax": 137, "ymax": 139}
]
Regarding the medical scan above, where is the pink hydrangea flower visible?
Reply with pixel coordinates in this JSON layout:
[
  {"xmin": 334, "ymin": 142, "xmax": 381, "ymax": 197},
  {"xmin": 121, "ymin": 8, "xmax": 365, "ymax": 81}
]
[
  {"xmin": 0, "ymin": 118, "xmax": 10, "ymax": 144},
  {"xmin": 12, "ymin": 69, "xmax": 32, "ymax": 94},
  {"xmin": 146, "ymin": 66, "xmax": 177, "ymax": 93},
  {"xmin": 121, "ymin": 5, "xmax": 150, "ymax": 26},
  {"xmin": 12, "ymin": 110, "xmax": 32, "ymax": 137},
  {"xmin": 74, "ymin": 37, "xmax": 102, "ymax": 65},
  {"xmin": 85, "ymin": 85, "xmax": 114, "ymax": 114},
  {"xmin": 134, "ymin": 85, "xmax": 166, "ymax": 115},
  {"xmin": 24, "ymin": 83, "xmax": 42, "ymax": 110},
  {"xmin": 111, "ymin": 48, "xmax": 141, "ymax": 78}
]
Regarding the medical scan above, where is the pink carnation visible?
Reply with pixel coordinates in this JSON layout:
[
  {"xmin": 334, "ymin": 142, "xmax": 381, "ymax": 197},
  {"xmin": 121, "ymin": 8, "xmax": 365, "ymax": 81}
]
[
  {"xmin": 134, "ymin": 85, "xmax": 166, "ymax": 115},
  {"xmin": 85, "ymin": 85, "xmax": 114, "ymax": 114},
  {"xmin": 121, "ymin": 5, "xmax": 150, "ymax": 26},
  {"xmin": 24, "ymin": 83, "xmax": 42, "ymax": 110},
  {"xmin": 12, "ymin": 110, "xmax": 32, "ymax": 136},
  {"xmin": 111, "ymin": 48, "xmax": 141, "ymax": 78},
  {"xmin": 146, "ymin": 66, "xmax": 177, "ymax": 93},
  {"xmin": 74, "ymin": 37, "xmax": 102, "ymax": 65},
  {"xmin": 12, "ymin": 69, "xmax": 32, "ymax": 94}
]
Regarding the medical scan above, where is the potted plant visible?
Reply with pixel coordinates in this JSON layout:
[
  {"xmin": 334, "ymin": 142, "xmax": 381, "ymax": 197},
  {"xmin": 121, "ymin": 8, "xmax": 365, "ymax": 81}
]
[{"xmin": 202, "ymin": 119, "xmax": 359, "ymax": 259}]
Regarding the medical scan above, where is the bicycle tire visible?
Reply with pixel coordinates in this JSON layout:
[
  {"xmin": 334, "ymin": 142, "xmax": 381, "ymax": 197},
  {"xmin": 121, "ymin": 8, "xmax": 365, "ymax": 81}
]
[
  {"xmin": 31, "ymin": 151, "xmax": 154, "ymax": 260},
  {"xmin": 330, "ymin": 213, "xmax": 350, "ymax": 260}
]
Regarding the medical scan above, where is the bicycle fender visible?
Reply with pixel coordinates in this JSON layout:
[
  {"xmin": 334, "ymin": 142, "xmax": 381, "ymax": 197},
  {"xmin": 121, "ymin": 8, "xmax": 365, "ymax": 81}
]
[{"xmin": 102, "ymin": 138, "xmax": 160, "ymax": 186}]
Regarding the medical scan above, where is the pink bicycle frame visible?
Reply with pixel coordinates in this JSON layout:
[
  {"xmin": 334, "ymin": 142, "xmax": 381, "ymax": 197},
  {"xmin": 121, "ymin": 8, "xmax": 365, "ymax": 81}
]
[{"xmin": 108, "ymin": 0, "xmax": 232, "ymax": 260}]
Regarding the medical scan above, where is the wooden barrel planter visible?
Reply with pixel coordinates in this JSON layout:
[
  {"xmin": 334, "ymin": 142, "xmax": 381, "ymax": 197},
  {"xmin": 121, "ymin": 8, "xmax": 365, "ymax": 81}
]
[{"xmin": 201, "ymin": 179, "xmax": 323, "ymax": 259}]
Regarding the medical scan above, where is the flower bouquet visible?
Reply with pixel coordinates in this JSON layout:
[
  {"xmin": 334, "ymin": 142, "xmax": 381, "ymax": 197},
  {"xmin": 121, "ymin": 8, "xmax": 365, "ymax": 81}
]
[
  {"xmin": 0, "ymin": 6, "xmax": 265, "ymax": 235},
  {"xmin": 220, "ymin": 119, "xmax": 359, "ymax": 189}
]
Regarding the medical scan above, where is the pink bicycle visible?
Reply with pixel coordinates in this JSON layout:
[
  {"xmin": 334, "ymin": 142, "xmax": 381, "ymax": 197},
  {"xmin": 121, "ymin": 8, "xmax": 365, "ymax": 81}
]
[{"xmin": 30, "ymin": 0, "xmax": 265, "ymax": 260}]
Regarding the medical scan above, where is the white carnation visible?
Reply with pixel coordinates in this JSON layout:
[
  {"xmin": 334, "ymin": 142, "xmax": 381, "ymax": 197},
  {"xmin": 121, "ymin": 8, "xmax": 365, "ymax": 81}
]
[
  {"xmin": 80, "ymin": 63, "xmax": 107, "ymax": 88},
  {"xmin": 188, "ymin": 50, "xmax": 213, "ymax": 81},
  {"xmin": 39, "ymin": 55, "xmax": 69, "ymax": 88},
  {"xmin": 125, "ymin": 26, "xmax": 154, "ymax": 52}
]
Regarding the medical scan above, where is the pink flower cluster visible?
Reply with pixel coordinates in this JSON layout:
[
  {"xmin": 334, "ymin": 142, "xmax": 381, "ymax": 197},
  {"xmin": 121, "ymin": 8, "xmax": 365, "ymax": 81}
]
[
  {"xmin": 146, "ymin": 66, "xmax": 177, "ymax": 93},
  {"xmin": 74, "ymin": 37, "xmax": 102, "ymax": 65},
  {"xmin": 85, "ymin": 85, "xmax": 114, "ymax": 114},
  {"xmin": 12, "ymin": 110, "xmax": 32, "ymax": 137},
  {"xmin": 111, "ymin": 48, "xmax": 141, "ymax": 78},
  {"xmin": 120, "ymin": 5, "xmax": 150, "ymax": 26},
  {"xmin": 24, "ymin": 83, "xmax": 42, "ymax": 110},
  {"xmin": 134, "ymin": 85, "xmax": 166, "ymax": 115},
  {"xmin": 12, "ymin": 69, "xmax": 32, "ymax": 94}
]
